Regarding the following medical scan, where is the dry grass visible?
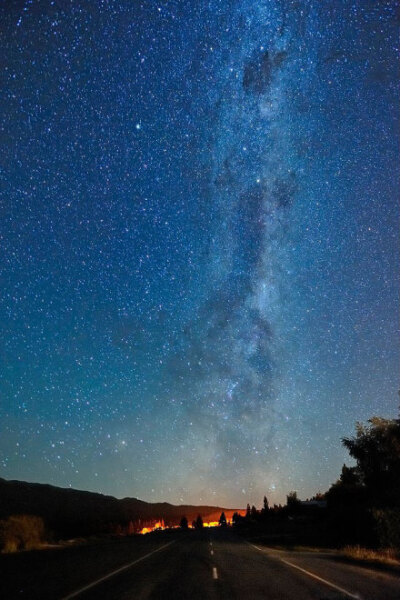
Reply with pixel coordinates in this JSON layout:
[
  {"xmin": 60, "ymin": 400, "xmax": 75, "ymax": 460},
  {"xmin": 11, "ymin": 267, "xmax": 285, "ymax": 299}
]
[
  {"xmin": 0, "ymin": 515, "xmax": 45, "ymax": 553},
  {"xmin": 341, "ymin": 545, "xmax": 400, "ymax": 566}
]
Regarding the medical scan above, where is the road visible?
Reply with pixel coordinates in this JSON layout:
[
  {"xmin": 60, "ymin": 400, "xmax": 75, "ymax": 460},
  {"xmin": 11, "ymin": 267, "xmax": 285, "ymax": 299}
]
[
  {"xmin": 2, "ymin": 529, "xmax": 400, "ymax": 599},
  {"xmin": 64, "ymin": 529, "xmax": 400, "ymax": 600}
]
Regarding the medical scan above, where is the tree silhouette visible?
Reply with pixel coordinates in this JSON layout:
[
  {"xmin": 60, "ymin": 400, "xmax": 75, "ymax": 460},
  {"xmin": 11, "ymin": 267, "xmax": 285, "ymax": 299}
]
[
  {"xmin": 180, "ymin": 516, "xmax": 188, "ymax": 529},
  {"xmin": 286, "ymin": 491, "xmax": 301, "ymax": 514},
  {"xmin": 219, "ymin": 511, "xmax": 227, "ymax": 527},
  {"xmin": 263, "ymin": 495, "xmax": 269, "ymax": 512},
  {"xmin": 326, "ymin": 463, "xmax": 365, "ymax": 511},
  {"xmin": 338, "ymin": 464, "xmax": 359, "ymax": 486},
  {"xmin": 342, "ymin": 416, "xmax": 400, "ymax": 507},
  {"xmin": 195, "ymin": 514, "xmax": 203, "ymax": 529},
  {"xmin": 232, "ymin": 511, "xmax": 240, "ymax": 525},
  {"xmin": 325, "ymin": 414, "xmax": 400, "ymax": 547}
]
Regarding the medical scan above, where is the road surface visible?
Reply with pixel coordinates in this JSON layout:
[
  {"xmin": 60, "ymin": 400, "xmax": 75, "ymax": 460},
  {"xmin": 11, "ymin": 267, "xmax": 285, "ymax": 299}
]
[
  {"xmin": 2, "ymin": 529, "xmax": 400, "ymax": 599},
  {"xmin": 63, "ymin": 529, "xmax": 400, "ymax": 600}
]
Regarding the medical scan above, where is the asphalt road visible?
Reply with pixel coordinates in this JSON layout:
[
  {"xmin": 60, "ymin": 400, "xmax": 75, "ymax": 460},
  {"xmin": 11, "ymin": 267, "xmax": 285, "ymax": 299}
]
[
  {"xmin": 2, "ymin": 529, "xmax": 400, "ymax": 599},
  {"xmin": 64, "ymin": 529, "xmax": 400, "ymax": 600}
]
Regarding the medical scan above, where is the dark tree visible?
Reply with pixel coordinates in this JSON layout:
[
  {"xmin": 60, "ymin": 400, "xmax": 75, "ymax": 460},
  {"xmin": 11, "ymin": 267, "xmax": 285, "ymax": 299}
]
[
  {"xmin": 180, "ymin": 516, "xmax": 188, "ymax": 529},
  {"xmin": 325, "ymin": 414, "xmax": 400, "ymax": 547},
  {"xmin": 251, "ymin": 505, "xmax": 258, "ymax": 519},
  {"xmin": 246, "ymin": 503, "xmax": 251, "ymax": 519},
  {"xmin": 219, "ymin": 512, "xmax": 227, "ymax": 527},
  {"xmin": 263, "ymin": 495, "xmax": 269, "ymax": 512},
  {"xmin": 232, "ymin": 511, "xmax": 240, "ymax": 525},
  {"xmin": 342, "ymin": 416, "xmax": 400, "ymax": 507},
  {"xmin": 339, "ymin": 464, "xmax": 360, "ymax": 486},
  {"xmin": 326, "ymin": 464, "xmax": 366, "ymax": 509},
  {"xmin": 195, "ymin": 514, "xmax": 203, "ymax": 529},
  {"xmin": 286, "ymin": 491, "xmax": 301, "ymax": 513}
]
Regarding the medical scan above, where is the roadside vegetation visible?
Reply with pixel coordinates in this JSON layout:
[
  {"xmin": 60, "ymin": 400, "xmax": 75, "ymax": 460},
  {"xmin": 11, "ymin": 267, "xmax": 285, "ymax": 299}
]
[
  {"xmin": 0, "ymin": 515, "xmax": 45, "ymax": 553},
  {"xmin": 232, "ymin": 411, "xmax": 400, "ymax": 563},
  {"xmin": 341, "ymin": 545, "xmax": 400, "ymax": 566}
]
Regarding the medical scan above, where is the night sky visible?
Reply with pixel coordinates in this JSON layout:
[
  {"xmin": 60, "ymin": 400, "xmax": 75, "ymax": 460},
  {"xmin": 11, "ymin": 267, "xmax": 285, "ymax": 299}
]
[{"xmin": 1, "ymin": 0, "xmax": 399, "ymax": 508}]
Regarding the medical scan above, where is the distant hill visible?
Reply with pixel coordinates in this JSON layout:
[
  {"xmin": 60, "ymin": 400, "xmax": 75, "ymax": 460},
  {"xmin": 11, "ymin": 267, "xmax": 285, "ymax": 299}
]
[{"xmin": 0, "ymin": 478, "xmax": 244, "ymax": 538}]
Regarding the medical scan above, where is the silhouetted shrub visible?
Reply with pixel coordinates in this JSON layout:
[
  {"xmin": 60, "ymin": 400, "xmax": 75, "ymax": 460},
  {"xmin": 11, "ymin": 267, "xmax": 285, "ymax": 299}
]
[
  {"xmin": 0, "ymin": 515, "xmax": 45, "ymax": 553},
  {"xmin": 373, "ymin": 509, "xmax": 400, "ymax": 548}
]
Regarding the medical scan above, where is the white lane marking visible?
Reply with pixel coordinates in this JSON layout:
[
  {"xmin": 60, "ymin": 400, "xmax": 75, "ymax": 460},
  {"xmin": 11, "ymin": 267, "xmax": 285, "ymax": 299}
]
[
  {"xmin": 248, "ymin": 543, "xmax": 362, "ymax": 600},
  {"xmin": 211, "ymin": 549, "xmax": 214, "ymax": 555},
  {"xmin": 212, "ymin": 567, "xmax": 218, "ymax": 580},
  {"xmin": 61, "ymin": 540, "xmax": 176, "ymax": 600},
  {"xmin": 280, "ymin": 559, "xmax": 362, "ymax": 600}
]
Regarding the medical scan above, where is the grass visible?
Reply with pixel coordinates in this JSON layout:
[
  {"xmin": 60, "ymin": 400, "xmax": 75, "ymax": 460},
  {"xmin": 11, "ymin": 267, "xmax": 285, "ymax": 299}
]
[
  {"xmin": 250, "ymin": 539, "xmax": 400, "ymax": 569},
  {"xmin": 341, "ymin": 545, "xmax": 400, "ymax": 567}
]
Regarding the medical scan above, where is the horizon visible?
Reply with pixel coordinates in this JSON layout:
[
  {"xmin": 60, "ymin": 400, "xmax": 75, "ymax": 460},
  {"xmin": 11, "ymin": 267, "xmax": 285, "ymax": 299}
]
[
  {"xmin": 0, "ymin": 473, "xmax": 319, "ymax": 509},
  {"xmin": 1, "ymin": 0, "xmax": 399, "ymax": 508},
  {"xmin": 1, "ymin": 475, "xmax": 248, "ymax": 509}
]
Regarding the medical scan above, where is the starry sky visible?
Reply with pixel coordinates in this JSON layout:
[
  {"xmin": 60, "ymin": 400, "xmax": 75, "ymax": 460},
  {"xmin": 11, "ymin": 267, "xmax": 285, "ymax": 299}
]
[{"xmin": 0, "ymin": 0, "xmax": 399, "ymax": 508}]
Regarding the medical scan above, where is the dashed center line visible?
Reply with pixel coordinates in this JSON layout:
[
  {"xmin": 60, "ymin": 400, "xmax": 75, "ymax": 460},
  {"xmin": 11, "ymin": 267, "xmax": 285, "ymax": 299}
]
[{"xmin": 212, "ymin": 567, "xmax": 218, "ymax": 580}]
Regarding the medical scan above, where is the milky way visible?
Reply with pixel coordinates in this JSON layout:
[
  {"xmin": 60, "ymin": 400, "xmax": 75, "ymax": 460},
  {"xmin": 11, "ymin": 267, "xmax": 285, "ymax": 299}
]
[{"xmin": 1, "ymin": 1, "xmax": 398, "ymax": 506}]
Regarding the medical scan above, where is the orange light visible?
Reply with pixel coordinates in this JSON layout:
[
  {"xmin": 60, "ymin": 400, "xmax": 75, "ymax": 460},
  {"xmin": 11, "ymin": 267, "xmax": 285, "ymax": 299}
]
[
  {"xmin": 140, "ymin": 527, "xmax": 152, "ymax": 534},
  {"xmin": 138, "ymin": 519, "xmax": 166, "ymax": 535}
]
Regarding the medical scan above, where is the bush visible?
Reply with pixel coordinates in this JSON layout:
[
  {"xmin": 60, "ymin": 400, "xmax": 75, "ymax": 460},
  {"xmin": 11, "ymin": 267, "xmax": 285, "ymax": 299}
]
[
  {"xmin": 0, "ymin": 515, "xmax": 45, "ymax": 553},
  {"xmin": 373, "ymin": 509, "xmax": 400, "ymax": 549}
]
